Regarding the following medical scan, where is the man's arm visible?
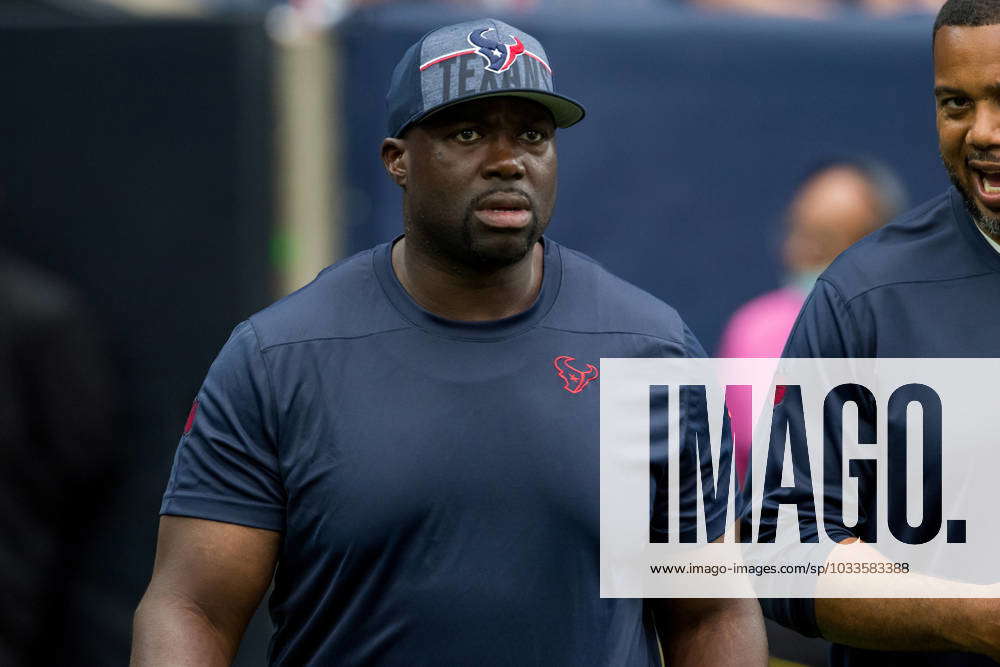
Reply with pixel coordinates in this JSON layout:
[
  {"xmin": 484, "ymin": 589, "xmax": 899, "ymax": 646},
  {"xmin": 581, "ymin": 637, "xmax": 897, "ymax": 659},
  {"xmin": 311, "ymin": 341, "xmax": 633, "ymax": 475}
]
[
  {"xmin": 654, "ymin": 598, "xmax": 768, "ymax": 666},
  {"xmin": 814, "ymin": 540, "xmax": 1000, "ymax": 661},
  {"xmin": 816, "ymin": 596, "xmax": 1000, "ymax": 659},
  {"xmin": 131, "ymin": 516, "xmax": 280, "ymax": 666}
]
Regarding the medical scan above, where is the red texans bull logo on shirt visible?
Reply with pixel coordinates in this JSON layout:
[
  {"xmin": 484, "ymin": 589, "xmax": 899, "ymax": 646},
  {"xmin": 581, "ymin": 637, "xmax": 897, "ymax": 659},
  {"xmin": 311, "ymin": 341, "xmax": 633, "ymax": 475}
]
[{"xmin": 554, "ymin": 355, "xmax": 599, "ymax": 394}]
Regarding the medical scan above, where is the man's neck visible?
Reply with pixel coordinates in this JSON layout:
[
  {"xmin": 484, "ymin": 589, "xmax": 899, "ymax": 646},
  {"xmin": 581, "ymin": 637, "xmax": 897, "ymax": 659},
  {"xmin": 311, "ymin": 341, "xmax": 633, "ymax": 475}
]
[{"xmin": 391, "ymin": 237, "xmax": 544, "ymax": 321}]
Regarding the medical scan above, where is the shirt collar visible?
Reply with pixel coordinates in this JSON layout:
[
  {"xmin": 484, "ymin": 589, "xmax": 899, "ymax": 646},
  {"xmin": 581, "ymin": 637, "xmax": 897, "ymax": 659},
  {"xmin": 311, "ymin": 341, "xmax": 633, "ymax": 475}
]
[{"xmin": 975, "ymin": 224, "xmax": 1000, "ymax": 256}]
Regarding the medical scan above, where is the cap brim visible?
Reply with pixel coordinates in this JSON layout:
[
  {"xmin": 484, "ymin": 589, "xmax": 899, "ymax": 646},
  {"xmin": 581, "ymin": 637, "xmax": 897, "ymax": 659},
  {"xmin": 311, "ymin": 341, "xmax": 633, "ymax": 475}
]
[{"xmin": 395, "ymin": 89, "xmax": 586, "ymax": 137}]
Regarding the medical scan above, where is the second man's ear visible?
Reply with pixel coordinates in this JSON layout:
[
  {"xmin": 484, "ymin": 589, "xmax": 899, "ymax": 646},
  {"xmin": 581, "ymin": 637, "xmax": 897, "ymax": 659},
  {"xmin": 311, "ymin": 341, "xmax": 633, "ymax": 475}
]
[{"xmin": 381, "ymin": 138, "xmax": 408, "ymax": 188}]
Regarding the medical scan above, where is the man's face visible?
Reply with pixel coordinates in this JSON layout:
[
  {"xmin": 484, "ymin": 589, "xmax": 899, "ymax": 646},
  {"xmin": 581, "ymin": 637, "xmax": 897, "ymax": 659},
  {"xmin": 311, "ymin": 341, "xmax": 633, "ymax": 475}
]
[
  {"xmin": 783, "ymin": 166, "xmax": 883, "ymax": 273},
  {"xmin": 934, "ymin": 24, "xmax": 1000, "ymax": 236},
  {"xmin": 387, "ymin": 96, "xmax": 557, "ymax": 270}
]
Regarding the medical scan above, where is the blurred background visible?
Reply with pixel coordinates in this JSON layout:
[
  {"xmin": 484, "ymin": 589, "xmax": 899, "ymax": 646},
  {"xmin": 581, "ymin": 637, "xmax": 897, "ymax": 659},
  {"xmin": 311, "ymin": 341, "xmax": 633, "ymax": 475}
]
[{"xmin": 0, "ymin": 0, "xmax": 945, "ymax": 665}]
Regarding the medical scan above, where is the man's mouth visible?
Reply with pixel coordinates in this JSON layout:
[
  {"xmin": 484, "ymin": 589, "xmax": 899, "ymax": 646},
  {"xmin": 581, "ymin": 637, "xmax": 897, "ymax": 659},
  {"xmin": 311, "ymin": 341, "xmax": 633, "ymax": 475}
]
[
  {"xmin": 979, "ymin": 172, "xmax": 1000, "ymax": 194},
  {"xmin": 969, "ymin": 159, "xmax": 1000, "ymax": 207},
  {"xmin": 474, "ymin": 192, "xmax": 533, "ymax": 229}
]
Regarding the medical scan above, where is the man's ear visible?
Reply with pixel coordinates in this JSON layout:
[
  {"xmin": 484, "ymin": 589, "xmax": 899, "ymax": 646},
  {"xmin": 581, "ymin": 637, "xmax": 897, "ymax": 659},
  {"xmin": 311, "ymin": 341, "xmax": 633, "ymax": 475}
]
[{"xmin": 381, "ymin": 138, "xmax": 407, "ymax": 188}]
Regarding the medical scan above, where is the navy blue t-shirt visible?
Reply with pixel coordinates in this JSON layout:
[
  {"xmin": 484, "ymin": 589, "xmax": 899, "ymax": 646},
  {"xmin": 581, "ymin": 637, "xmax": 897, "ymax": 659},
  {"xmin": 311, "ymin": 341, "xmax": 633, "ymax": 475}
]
[
  {"xmin": 762, "ymin": 188, "xmax": 1000, "ymax": 667},
  {"xmin": 161, "ymin": 238, "xmax": 706, "ymax": 666}
]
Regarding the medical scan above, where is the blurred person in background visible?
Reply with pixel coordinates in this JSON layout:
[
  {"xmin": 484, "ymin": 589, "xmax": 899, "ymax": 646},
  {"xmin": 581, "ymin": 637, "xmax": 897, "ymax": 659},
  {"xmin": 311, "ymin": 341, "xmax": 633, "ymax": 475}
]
[
  {"xmin": 718, "ymin": 158, "xmax": 908, "ymax": 359},
  {"xmin": 0, "ymin": 246, "xmax": 115, "ymax": 666}
]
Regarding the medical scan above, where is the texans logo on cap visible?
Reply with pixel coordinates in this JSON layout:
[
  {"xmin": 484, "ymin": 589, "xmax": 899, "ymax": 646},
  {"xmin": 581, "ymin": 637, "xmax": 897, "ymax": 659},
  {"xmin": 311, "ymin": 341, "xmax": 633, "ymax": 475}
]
[
  {"xmin": 418, "ymin": 26, "xmax": 552, "ymax": 75},
  {"xmin": 468, "ymin": 28, "xmax": 527, "ymax": 74}
]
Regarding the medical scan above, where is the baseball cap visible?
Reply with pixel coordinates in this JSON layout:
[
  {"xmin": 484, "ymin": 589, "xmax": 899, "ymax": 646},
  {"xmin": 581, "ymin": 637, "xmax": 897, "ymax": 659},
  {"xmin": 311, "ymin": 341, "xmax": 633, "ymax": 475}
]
[{"xmin": 386, "ymin": 18, "xmax": 586, "ymax": 138}]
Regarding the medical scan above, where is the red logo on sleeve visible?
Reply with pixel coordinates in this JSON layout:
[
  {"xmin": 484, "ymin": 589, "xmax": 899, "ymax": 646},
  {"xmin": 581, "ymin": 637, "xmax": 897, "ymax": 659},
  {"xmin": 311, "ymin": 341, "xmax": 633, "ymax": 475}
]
[
  {"xmin": 183, "ymin": 399, "xmax": 199, "ymax": 435},
  {"xmin": 773, "ymin": 385, "xmax": 787, "ymax": 406}
]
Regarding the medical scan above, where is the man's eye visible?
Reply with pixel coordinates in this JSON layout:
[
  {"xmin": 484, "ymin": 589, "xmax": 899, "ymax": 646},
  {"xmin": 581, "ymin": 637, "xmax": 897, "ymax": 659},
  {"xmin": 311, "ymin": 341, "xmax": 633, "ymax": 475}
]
[
  {"xmin": 455, "ymin": 129, "xmax": 481, "ymax": 142},
  {"xmin": 941, "ymin": 97, "xmax": 971, "ymax": 111},
  {"xmin": 521, "ymin": 129, "xmax": 546, "ymax": 143}
]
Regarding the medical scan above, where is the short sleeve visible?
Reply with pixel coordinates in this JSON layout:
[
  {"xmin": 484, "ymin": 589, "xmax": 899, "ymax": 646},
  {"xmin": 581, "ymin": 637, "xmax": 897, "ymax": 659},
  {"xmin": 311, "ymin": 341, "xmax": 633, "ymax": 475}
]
[
  {"xmin": 160, "ymin": 321, "xmax": 285, "ymax": 531},
  {"xmin": 649, "ymin": 323, "xmax": 717, "ymax": 542}
]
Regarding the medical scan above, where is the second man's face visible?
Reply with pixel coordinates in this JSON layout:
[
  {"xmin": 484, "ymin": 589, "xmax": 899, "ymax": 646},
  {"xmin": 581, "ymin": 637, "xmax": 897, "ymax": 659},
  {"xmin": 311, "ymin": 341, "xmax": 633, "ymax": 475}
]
[
  {"xmin": 399, "ymin": 96, "xmax": 558, "ymax": 270},
  {"xmin": 934, "ymin": 24, "xmax": 1000, "ymax": 234}
]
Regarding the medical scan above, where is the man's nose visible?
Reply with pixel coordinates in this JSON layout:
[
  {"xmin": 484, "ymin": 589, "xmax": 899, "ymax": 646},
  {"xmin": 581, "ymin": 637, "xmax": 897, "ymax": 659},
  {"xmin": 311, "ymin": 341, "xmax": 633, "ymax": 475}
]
[
  {"xmin": 967, "ymin": 102, "xmax": 1000, "ymax": 150},
  {"xmin": 481, "ymin": 135, "xmax": 526, "ymax": 180}
]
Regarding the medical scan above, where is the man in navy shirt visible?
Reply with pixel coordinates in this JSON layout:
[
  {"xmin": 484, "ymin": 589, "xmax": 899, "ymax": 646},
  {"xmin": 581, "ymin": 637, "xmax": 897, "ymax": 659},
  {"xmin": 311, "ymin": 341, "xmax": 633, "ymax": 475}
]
[
  {"xmin": 131, "ymin": 19, "xmax": 767, "ymax": 666},
  {"xmin": 760, "ymin": 0, "xmax": 1000, "ymax": 664}
]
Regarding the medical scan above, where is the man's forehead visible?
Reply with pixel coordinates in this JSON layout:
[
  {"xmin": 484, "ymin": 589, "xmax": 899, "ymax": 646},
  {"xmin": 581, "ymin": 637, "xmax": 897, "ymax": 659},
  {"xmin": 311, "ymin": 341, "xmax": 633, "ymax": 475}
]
[{"xmin": 934, "ymin": 24, "xmax": 1000, "ymax": 70}]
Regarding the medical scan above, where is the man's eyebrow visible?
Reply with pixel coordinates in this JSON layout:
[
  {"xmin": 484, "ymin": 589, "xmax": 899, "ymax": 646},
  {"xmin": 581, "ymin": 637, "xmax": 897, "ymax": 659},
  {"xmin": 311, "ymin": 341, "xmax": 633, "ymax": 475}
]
[
  {"xmin": 933, "ymin": 85, "xmax": 966, "ymax": 97},
  {"xmin": 933, "ymin": 83, "xmax": 1000, "ymax": 97}
]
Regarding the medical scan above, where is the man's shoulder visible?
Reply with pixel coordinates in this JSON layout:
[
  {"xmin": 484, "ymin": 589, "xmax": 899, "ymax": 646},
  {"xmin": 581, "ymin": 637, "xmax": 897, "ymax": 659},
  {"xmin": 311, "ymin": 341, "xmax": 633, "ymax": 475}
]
[
  {"xmin": 248, "ymin": 245, "xmax": 409, "ymax": 350},
  {"xmin": 820, "ymin": 189, "xmax": 982, "ymax": 304},
  {"xmin": 548, "ymin": 241, "xmax": 689, "ymax": 346}
]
